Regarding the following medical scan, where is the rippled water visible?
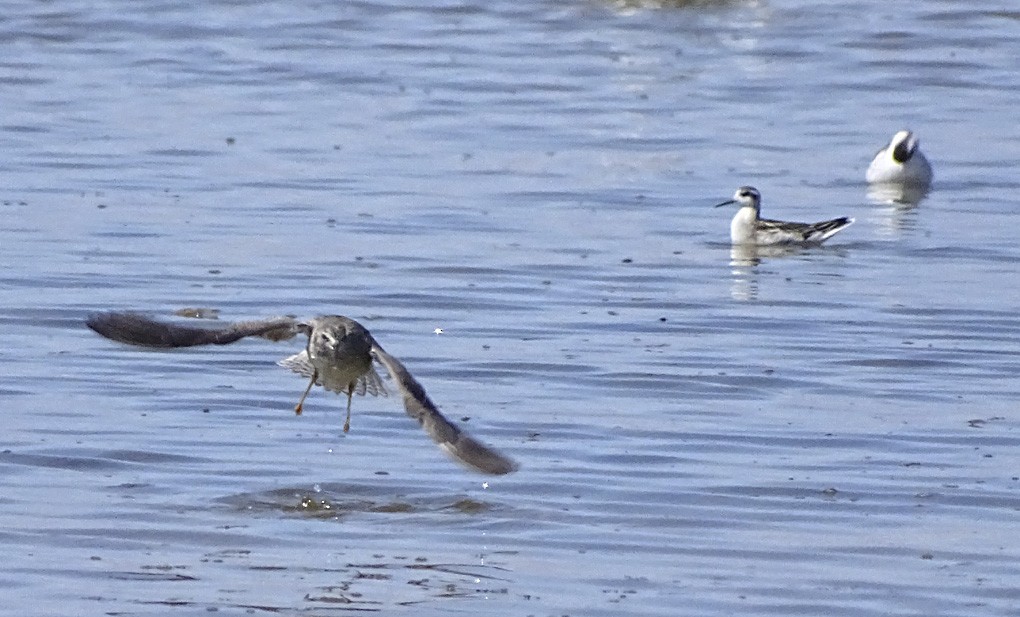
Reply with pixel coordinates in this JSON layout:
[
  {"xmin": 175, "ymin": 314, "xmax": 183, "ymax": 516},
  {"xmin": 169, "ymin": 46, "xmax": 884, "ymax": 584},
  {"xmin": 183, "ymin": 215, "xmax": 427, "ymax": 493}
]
[{"xmin": 3, "ymin": 0, "xmax": 1020, "ymax": 615}]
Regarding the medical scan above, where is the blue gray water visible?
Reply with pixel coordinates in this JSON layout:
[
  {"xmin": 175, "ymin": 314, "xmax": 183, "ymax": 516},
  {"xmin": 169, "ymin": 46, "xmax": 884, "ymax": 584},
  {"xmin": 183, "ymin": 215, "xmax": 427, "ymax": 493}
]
[{"xmin": 3, "ymin": 0, "xmax": 1019, "ymax": 615}]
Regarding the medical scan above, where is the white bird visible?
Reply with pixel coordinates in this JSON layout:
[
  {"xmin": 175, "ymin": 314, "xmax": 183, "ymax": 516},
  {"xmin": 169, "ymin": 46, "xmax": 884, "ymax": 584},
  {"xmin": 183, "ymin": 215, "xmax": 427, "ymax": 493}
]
[
  {"xmin": 866, "ymin": 130, "xmax": 932, "ymax": 186},
  {"xmin": 714, "ymin": 186, "xmax": 854, "ymax": 246}
]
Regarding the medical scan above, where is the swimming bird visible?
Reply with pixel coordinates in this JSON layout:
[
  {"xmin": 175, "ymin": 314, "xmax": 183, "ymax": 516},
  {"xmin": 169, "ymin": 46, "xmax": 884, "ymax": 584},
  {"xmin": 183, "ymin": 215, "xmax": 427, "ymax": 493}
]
[
  {"xmin": 86, "ymin": 311, "xmax": 518, "ymax": 475},
  {"xmin": 714, "ymin": 186, "xmax": 854, "ymax": 246},
  {"xmin": 866, "ymin": 130, "xmax": 932, "ymax": 186}
]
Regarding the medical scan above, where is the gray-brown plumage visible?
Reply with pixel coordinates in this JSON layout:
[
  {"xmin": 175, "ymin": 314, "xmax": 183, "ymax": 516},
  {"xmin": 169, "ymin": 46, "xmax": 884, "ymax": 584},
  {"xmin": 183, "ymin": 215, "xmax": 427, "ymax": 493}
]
[{"xmin": 86, "ymin": 311, "xmax": 518, "ymax": 475}]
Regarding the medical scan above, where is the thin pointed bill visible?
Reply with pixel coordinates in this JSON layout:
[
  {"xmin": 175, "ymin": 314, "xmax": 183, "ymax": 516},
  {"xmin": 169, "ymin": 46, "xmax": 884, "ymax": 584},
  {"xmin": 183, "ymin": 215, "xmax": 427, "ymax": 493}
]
[{"xmin": 713, "ymin": 199, "xmax": 737, "ymax": 208}]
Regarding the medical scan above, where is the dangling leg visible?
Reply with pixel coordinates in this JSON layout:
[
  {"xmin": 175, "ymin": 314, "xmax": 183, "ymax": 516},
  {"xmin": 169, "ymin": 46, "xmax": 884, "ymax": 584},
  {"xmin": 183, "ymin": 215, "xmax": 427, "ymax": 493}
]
[
  {"xmin": 342, "ymin": 384, "xmax": 353, "ymax": 433},
  {"xmin": 294, "ymin": 369, "xmax": 318, "ymax": 415}
]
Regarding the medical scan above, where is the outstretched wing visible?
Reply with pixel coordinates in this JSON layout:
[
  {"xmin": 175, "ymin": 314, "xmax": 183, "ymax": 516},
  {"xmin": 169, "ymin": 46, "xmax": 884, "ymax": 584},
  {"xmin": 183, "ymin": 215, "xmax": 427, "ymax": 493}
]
[
  {"xmin": 86, "ymin": 311, "xmax": 300, "ymax": 348},
  {"xmin": 370, "ymin": 341, "xmax": 518, "ymax": 476}
]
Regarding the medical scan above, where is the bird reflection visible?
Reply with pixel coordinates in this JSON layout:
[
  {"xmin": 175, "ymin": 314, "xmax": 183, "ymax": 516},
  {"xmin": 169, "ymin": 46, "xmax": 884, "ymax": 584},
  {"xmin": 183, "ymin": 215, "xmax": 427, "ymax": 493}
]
[
  {"xmin": 866, "ymin": 182, "xmax": 930, "ymax": 207},
  {"xmin": 866, "ymin": 182, "xmax": 929, "ymax": 238},
  {"xmin": 727, "ymin": 243, "xmax": 842, "ymax": 302},
  {"xmin": 728, "ymin": 247, "xmax": 760, "ymax": 301}
]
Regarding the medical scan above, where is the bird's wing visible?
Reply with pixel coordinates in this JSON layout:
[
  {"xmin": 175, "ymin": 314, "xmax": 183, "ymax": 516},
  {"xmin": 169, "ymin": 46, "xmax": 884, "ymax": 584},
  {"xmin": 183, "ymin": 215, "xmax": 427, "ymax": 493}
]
[
  {"xmin": 370, "ymin": 341, "xmax": 518, "ymax": 476},
  {"xmin": 804, "ymin": 217, "xmax": 854, "ymax": 242},
  {"xmin": 757, "ymin": 217, "xmax": 853, "ymax": 245},
  {"xmin": 756, "ymin": 218, "xmax": 811, "ymax": 244},
  {"xmin": 86, "ymin": 311, "xmax": 300, "ymax": 348}
]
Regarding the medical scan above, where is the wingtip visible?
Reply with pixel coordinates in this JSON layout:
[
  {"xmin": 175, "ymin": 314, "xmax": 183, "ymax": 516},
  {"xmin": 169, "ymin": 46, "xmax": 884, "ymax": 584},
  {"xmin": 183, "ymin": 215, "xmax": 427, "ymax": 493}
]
[
  {"xmin": 443, "ymin": 441, "xmax": 520, "ymax": 476},
  {"xmin": 484, "ymin": 453, "xmax": 520, "ymax": 476},
  {"xmin": 84, "ymin": 312, "xmax": 101, "ymax": 330}
]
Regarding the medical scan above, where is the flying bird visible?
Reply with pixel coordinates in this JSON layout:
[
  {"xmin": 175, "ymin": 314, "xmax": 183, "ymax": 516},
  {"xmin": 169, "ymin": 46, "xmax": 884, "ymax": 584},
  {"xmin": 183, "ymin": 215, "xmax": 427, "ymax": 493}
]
[{"xmin": 86, "ymin": 311, "xmax": 518, "ymax": 475}]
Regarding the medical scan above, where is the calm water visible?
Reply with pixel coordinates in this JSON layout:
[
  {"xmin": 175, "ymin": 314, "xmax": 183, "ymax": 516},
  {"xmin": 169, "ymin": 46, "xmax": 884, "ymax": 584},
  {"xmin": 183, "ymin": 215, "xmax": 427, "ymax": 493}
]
[{"xmin": 3, "ymin": 0, "xmax": 1020, "ymax": 615}]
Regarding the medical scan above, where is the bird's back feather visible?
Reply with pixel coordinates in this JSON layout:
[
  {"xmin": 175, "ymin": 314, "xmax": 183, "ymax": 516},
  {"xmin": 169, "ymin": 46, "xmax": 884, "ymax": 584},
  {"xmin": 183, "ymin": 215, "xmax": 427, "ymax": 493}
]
[{"xmin": 756, "ymin": 216, "xmax": 854, "ymax": 245}]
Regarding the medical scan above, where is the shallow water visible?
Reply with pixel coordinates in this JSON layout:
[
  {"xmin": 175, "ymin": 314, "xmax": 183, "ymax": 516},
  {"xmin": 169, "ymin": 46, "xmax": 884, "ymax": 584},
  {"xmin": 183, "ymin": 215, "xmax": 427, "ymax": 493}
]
[{"xmin": 3, "ymin": 0, "xmax": 1020, "ymax": 615}]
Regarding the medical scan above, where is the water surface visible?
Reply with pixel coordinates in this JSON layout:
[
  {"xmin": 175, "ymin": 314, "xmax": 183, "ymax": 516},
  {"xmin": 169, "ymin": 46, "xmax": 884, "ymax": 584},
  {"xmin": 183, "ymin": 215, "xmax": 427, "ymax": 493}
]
[{"xmin": 2, "ymin": 0, "xmax": 1019, "ymax": 615}]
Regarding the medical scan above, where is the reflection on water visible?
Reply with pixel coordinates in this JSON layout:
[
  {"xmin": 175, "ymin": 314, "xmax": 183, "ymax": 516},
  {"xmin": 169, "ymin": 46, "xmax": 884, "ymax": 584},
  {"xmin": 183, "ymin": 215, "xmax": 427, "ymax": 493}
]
[
  {"xmin": 866, "ymin": 182, "xmax": 930, "ymax": 237},
  {"xmin": 728, "ymin": 242, "xmax": 814, "ymax": 268},
  {"xmin": 608, "ymin": 0, "xmax": 757, "ymax": 12},
  {"xmin": 727, "ymin": 242, "xmax": 858, "ymax": 302},
  {"xmin": 728, "ymin": 243, "xmax": 836, "ymax": 301},
  {"xmin": 728, "ymin": 244, "xmax": 763, "ymax": 300},
  {"xmin": 219, "ymin": 485, "xmax": 500, "ymax": 520},
  {"xmin": 866, "ymin": 182, "xmax": 930, "ymax": 207}
]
